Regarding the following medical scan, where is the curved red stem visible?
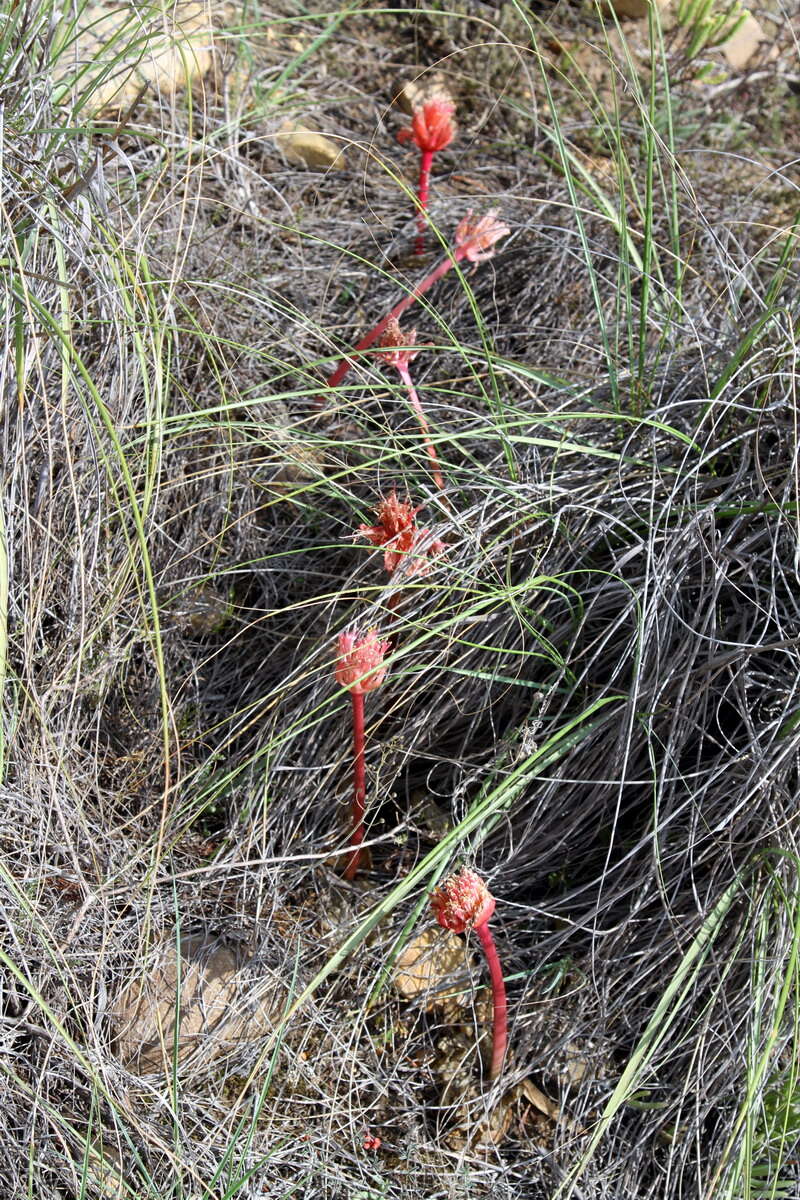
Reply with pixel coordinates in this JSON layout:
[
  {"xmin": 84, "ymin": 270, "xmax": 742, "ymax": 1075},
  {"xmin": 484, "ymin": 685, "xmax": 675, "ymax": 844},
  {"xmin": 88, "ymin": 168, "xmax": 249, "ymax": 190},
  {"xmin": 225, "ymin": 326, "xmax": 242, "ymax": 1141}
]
[
  {"xmin": 395, "ymin": 361, "xmax": 445, "ymax": 491},
  {"xmin": 319, "ymin": 246, "xmax": 468, "ymax": 405},
  {"xmin": 343, "ymin": 691, "xmax": 366, "ymax": 880},
  {"xmin": 475, "ymin": 919, "xmax": 507, "ymax": 1080}
]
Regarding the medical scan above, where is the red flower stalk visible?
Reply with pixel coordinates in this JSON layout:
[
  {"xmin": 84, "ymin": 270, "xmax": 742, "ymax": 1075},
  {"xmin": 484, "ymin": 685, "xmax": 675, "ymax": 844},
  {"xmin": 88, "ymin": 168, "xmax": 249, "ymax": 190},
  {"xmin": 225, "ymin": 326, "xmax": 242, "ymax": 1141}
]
[
  {"xmin": 357, "ymin": 490, "xmax": 445, "ymax": 576},
  {"xmin": 319, "ymin": 211, "xmax": 509, "ymax": 406},
  {"xmin": 398, "ymin": 98, "xmax": 456, "ymax": 256},
  {"xmin": 377, "ymin": 320, "xmax": 445, "ymax": 491},
  {"xmin": 335, "ymin": 629, "xmax": 390, "ymax": 880},
  {"xmin": 431, "ymin": 869, "xmax": 507, "ymax": 1080}
]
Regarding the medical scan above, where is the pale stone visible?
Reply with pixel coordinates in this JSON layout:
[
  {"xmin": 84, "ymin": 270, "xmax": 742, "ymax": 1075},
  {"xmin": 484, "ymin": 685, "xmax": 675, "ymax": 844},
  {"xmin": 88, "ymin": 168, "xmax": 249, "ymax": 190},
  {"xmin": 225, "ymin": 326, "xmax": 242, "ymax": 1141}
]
[
  {"xmin": 113, "ymin": 934, "xmax": 281, "ymax": 1075},
  {"xmin": 393, "ymin": 928, "xmax": 467, "ymax": 1007},
  {"xmin": 274, "ymin": 125, "xmax": 346, "ymax": 170},
  {"xmin": 58, "ymin": 2, "xmax": 215, "ymax": 115},
  {"xmin": 168, "ymin": 586, "xmax": 232, "ymax": 635},
  {"xmin": 722, "ymin": 14, "xmax": 765, "ymax": 71},
  {"xmin": 83, "ymin": 1143, "xmax": 126, "ymax": 1200}
]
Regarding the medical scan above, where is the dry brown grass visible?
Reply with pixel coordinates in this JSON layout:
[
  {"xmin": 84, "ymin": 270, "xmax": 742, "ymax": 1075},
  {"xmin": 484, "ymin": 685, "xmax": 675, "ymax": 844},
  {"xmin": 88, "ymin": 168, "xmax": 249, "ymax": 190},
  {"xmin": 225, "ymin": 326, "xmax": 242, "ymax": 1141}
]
[{"xmin": 1, "ymin": 2, "xmax": 799, "ymax": 1198}]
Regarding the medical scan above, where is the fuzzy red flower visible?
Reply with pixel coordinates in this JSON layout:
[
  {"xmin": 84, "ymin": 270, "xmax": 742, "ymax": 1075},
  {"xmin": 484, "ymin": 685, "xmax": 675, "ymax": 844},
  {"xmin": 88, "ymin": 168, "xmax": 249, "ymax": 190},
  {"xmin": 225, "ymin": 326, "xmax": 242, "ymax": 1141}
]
[
  {"xmin": 397, "ymin": 98, "xmax": 455, "ymax": 153},
  {"xmin": 358, "ymin": 490, "xmax": 419, "ymax": 544},
  {"xmin": 377, "ymin": 318, "xmax": 418, "ymax": 371},
  {"xmin": 431, "ymin": 869, "xmax": 496, "ymax": 934},
  {"xmin": 356, "ymin": 492, "xmax": 445, "ymax": 575},
  {"xmin": 454, "ymin": 209, "xmax": 510, "ymax": 264},
  {"xmin": 357, "ymin": 489, "xmax": 419, "ymax": 573},
  {"xmin": 335, "ymin": 629, "xmax": 390, "ymax": 694},
  {"xmin": 430, "ymin": 868, "xmax": 507, "ymax": 1080}
]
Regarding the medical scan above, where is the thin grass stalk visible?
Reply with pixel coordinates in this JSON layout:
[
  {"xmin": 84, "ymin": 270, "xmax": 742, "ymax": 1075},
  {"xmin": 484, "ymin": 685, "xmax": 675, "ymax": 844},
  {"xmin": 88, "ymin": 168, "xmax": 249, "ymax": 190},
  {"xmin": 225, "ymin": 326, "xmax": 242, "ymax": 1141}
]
[{"xmin": 0, "ymin": 500, "xmax": 7, "ymax": 781}]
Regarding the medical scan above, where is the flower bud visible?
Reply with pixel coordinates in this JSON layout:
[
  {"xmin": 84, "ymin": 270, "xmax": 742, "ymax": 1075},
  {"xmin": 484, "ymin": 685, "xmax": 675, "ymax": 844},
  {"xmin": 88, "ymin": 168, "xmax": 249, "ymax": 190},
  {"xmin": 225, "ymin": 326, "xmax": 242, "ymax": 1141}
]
[
  {"xmin": 454, "ymin": 209, "xmax": 510, "ymax": 264},
  {"xmin": 335, "ymin": 629, "xmax": 390, "ymax": 695},
  {"xmin": 397, "ymin": 98, "xmax": 455, "ymax": 153},
  {"xmin": 430, "ymin": 868, "xmax": 496, "ymax": 934}
]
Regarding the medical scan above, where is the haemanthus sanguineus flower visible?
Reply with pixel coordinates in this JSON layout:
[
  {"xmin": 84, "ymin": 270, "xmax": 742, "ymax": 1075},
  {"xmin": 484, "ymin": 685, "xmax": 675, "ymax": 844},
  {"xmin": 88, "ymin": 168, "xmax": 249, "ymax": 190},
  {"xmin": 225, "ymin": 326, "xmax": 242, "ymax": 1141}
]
[
  {"xmin": 319, "ymin": 211, "xmax": 510, "ymax": 408},
  {"xmin": 335, "ymin": 629, "xmax": 390, "ymax": 879},
  {"xmin": 397, "ymin": 98, "xmax": 456, "ymax": 255},
  {"xmin": 357, "ymin": 490, "xmax": 445, "ymax": 576},
  {"xmin": 431, "ymin": 868, "xmax": 507, "ymax": 1080},
  {"xmin": 377, "ymin": 319, "xmax": 445, "ymax": 491}
]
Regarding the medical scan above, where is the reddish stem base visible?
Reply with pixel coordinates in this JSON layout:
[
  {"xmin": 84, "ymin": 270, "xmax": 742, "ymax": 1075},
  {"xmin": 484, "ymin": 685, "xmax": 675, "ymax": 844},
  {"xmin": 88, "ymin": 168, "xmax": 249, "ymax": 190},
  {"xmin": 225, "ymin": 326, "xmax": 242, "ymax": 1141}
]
[
  {"xmin": 415, "ymin": 149, "xmax": 434, "ymax": 257},
  {"xmin": 476, "ymin": 919, "xmax": 508, "ymax": 1080},
  {"xmin": 343, "ymin": 691, "xmax": 366, "ymax": 880}
]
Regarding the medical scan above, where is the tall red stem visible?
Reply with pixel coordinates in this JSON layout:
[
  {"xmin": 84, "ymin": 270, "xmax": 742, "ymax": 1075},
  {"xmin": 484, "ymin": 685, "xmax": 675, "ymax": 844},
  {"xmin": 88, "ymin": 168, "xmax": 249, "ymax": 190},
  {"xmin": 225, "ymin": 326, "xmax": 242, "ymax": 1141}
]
[
  {"xmin": 395, "ymin": 361, "xmax": 444, "ymax": 490},
  {"xmin": 319, "ymin": 247, "xmax": 467, "ymax": 404},
  {"xmin": 343, "ymin": 690, "xmax": 366, "ymax": 880},
  {"xmin": 475, "ymin": 919, "xmax": 508, "ymax": 1080},
  {"xmin": 415, "ymin": 148, "xmax": 434, "ymax": 256}
]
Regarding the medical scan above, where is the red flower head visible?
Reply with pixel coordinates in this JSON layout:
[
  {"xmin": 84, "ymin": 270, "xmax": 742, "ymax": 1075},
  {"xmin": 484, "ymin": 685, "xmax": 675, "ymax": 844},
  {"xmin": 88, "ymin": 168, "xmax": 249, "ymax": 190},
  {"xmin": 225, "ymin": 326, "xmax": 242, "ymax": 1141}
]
[
  {"xmin": 377, "ymin": 317, "xmax": 418, "ymax": 371},
  {"xmin": 454, "ymin": 209, "xmax": 510, "ymax": 264},
  {"xmin": 430, "ymin": 868, "xmax": 496, "ymax": 934},
  {"xmin": 356, "ymin": 492, "xmax": 445, "ymax": 576},
  {"xmin": 335, "ymin": 629, "xmax": 390, "ymax": 695},
  {"xmin": 358, "ymin": 489, "xmax": 418, "ymax": 547},
  {"xmin": 363, "ymin": 1133, "xmax": 382, "ymax": 1151},
  {"xmin": 397, "ymin": 98, "xmax": 456, "ymax": 153}
]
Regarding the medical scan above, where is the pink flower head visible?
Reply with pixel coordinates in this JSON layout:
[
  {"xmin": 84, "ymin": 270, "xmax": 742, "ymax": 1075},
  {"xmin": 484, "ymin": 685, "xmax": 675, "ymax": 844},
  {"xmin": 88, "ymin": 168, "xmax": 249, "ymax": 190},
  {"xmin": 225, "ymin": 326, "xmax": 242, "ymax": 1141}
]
[
  {"xmin": 454, "ymin": 209, "xmax": 510, "ymax": 264},
  {"xmin": 431, "ymin": 868, "xmax": 496, "ymax": 934},
  {"xmin": 335, "ymin": 629, "xmax": 390, "ymax": 695},
  {"xmin": 397, "ymin": 98, "xmax": 455, "ymax": 153},
  {"xmin": 377, "ymin": 318, "xmax": 418, "ymax": 371}
]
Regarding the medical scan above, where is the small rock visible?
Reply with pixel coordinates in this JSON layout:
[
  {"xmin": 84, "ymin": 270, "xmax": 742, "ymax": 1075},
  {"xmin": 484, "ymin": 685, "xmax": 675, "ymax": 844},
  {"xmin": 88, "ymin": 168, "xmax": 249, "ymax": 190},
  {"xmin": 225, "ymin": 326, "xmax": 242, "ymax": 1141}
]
[
  {"xmin": 270, "ymin": 442, "xmax": 327, "ymax": 486},
  {"xmin": 721, "ymin": 14, "xmax": 765, "ymax": 71},
  {"xmin": 113, "ymin": 933, "xmax": 282, "ymax": 1075},
  {"xmin": 274, "ymin": 125, "xmax": 346, "ymax": 170},
  {"xmin": 84, "ymin": 1143, "xmax": 126, "ymax": 1200},
  {"xmin": 410, "ymin": 793, "xmax": 451, "ymax": 838},
  {"xmin": 559, "ymin": 1039, "xmax": 592, "ymax": 1087},
  {"xmin": 61, "ymin": 2, "xmax": 214, "ymax": 115},
  {"xmin": 394, "ymin": 927, "xmax": 467, "ymax": 1008},
  {"xmin": 168, "ymin": 586, "xmax": 232, "ymax": 635}
]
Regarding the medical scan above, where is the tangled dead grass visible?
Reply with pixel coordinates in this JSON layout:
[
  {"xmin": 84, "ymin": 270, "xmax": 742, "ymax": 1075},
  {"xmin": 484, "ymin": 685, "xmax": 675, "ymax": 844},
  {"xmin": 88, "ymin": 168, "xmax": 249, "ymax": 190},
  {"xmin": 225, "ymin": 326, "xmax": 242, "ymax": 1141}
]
[{"xmin": 1, "ymin": 1, "xmax": 799, "ymax": 1197}]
